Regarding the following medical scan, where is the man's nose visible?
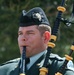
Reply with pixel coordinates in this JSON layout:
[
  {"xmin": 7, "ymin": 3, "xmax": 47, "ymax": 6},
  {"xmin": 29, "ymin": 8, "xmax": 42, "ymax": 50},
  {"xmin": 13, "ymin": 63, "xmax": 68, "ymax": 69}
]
[
  {"xmin": 22, "ymin": 37, "xmax": 25, "ymax": 41},
  {"xmin": 21, "ymin": 35, "xmax": 27, "ymax": 41}
]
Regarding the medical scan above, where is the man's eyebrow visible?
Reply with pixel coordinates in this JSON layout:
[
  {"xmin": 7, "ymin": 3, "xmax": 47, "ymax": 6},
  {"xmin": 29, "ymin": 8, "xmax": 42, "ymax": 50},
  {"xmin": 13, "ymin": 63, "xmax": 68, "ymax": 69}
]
[
  {"xmin": 26, "ymin": 30, "xmax": 35, "ymax": 32},
  {"xmin": 18, "ymin": 30, "xmax": 35, "ymax": 33}
]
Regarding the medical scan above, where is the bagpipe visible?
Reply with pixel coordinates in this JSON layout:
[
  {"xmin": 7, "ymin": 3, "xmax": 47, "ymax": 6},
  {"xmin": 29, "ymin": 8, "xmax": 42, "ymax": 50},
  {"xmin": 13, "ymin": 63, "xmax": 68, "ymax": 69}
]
[{"xmin": 20, "ymin": 0, "xmax": 74, "ymax": 75}]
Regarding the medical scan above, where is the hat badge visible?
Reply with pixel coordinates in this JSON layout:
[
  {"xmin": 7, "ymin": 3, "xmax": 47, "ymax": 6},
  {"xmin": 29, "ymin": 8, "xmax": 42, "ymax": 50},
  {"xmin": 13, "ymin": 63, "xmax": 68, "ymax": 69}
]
[
  {"xmin": 36, "ymin": 13, "xmax": 41, "ymax": 21},
  {"xmin": 33, "ymin": 13, "xmax": 42, "ymax": 21}
]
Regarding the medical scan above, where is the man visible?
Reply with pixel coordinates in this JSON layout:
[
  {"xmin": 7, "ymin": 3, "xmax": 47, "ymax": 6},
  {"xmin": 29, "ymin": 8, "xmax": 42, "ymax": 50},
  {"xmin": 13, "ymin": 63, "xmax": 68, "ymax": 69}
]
[{"xmin": 0, "ymin": 7, "xmax": 74, "ymax": 75}]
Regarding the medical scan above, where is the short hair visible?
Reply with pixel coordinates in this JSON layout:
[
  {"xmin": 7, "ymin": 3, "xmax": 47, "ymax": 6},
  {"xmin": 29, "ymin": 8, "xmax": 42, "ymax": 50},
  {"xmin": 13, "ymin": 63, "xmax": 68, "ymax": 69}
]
[{"xmin": 36, "ymin": 24, "xmax": 51, "ymax": 36}]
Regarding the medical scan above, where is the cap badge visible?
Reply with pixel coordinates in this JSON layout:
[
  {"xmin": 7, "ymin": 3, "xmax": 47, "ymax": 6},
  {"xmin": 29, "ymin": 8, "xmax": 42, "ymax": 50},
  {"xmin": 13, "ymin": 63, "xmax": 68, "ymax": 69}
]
[{"xmin": 33, "ymin": 13, "xmax": 42, "ymax": 21}]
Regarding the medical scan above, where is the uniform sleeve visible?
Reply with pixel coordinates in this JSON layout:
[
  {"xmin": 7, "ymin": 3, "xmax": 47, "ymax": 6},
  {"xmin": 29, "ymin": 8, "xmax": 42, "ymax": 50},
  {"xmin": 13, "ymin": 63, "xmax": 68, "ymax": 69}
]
[
  {"xmin": 0, "ymin": 65, "xmax": 7, "ymax": 75},
  {"xmin": 0, "ymin": 58, "xmax": 20, "ymax": 75}
]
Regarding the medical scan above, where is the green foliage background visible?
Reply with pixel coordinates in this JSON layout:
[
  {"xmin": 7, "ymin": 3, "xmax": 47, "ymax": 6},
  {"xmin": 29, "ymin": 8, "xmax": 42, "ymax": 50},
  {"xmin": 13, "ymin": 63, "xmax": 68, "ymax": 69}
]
[{"xmin": 0, "ymin": 0, "xmax": 74, "ymax": 64}]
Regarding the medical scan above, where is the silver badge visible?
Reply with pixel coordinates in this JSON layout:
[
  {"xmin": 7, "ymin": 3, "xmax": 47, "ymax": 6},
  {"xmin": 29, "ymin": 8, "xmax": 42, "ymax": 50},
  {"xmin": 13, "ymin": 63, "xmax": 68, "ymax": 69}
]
[
  {"xmin": 33, "ymin": 13, "xmax": 42, "ymax": 21},
  {"xmin": 35, "ymin": 13, "xmax": 41, "ymax": 21},
  {"xmin": 67, "ymin": 60, "xmax": 74, "ymax": 71}
]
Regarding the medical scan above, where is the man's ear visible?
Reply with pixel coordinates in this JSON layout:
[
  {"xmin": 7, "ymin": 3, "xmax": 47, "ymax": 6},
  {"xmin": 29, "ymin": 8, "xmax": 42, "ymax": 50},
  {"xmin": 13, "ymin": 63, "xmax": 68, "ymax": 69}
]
[{"xmin": 43, "ymin": 31, "xmax": 51, "ymax": 43}]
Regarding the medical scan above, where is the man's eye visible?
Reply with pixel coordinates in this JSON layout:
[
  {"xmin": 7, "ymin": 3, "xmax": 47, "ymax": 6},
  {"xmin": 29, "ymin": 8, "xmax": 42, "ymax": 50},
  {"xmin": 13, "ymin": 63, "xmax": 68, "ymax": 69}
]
[
  {"xmin": 18, "ymin": 32, "xmax": 22, "ymax": 35},
  {"xmin": 29, "ymin": 32, "xmax": 33, "ymax": 34}
]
